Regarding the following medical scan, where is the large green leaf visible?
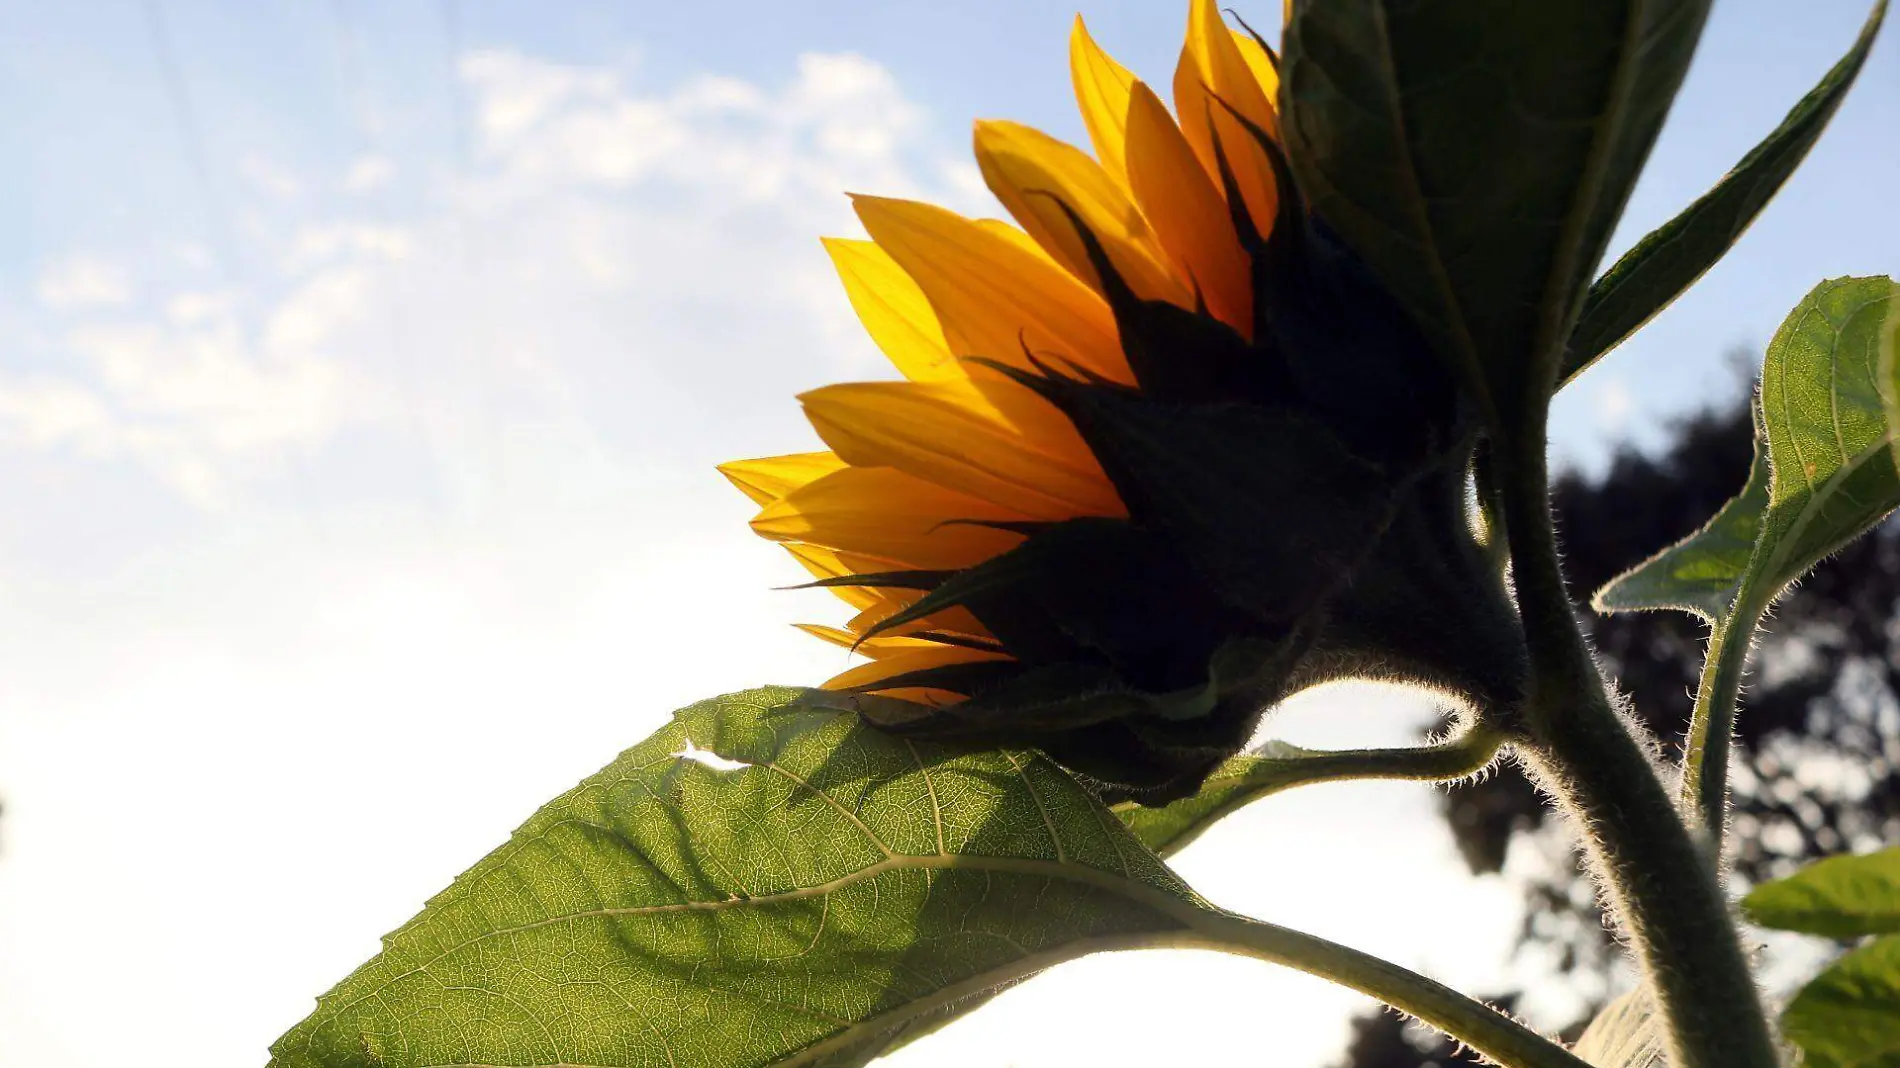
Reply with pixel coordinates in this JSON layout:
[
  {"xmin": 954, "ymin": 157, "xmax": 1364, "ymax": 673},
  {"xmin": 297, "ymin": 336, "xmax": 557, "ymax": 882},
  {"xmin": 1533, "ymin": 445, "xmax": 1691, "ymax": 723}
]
[
  {"xmin": 1750, "ymin": 276, "xmax": 1900, "ymax": 599},
  {"xmin": 1280, "ymin": 0, "xmax": 1710, "ymax": 431},
  {"xmin": 1592, "ymin": 436, "xmax": 1770, "ymax": 621},
  {"xmin": 1562, "ymin": 1, "xmax": 1887, "ymax": 385},
  {"xmin": 268, "ymin": 687, "xmax": 1217, "ymax": 1068},
  {"xmin": 1781, "ymin": 936, "xmax": 1900, "ymax": 1068},
  {"xmin": 1744, "ymin": 847, "xmax": 1900, "ymax": 939}
]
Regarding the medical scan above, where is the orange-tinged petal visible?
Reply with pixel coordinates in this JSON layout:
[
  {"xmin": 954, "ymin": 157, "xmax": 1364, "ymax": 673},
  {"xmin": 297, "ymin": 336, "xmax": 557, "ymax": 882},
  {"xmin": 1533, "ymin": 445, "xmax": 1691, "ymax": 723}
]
[
  {"xmin": 845, "ymin": 599, "xmax": 991, "ymax": 643},
  {"xmin": 1186, "ymin": 0, "xmax": 1279, "ymax": 140},
  {"xmin": 1173, "ymin": 7, "xmax": 1280, "ymax": 238},
  {"xmin": 1229, "ymin": 28, "xmax": 1280, "ymax": 102},
  {"xmin": 1124, "ymin": 81, "xmax": 1253, "ymax": 337},
  {"xmin": 800, "ymin": 378, "xmax": 1120, "ymax": 518},
  {"xmin": 854, "ymin": 195, "xmax": 1132, "ymax": 384},
  {"xmin": 822, "ymin": 237, "xmax": 961, "ymax": 382},
  {"xmin": 823, "ymin": 642, "xmax": 1011, "ymax": 693},
  {"xmin": 782, "ymin": 542, "xmax": 906, "ymax": 612},
  {"xmin": 973, "ymin": 119, "xmax": 1193, "ymax": 308},
  {"xmin": 797, "ymin": 625, "xmax": 996, "ymax": 662},
  {"xmin": 718, "ymin": 451, "xmax": 846, "ymax": 507},
  {"xmin": 1069, "ymin": 15, "xmax": 1137, "ymax": 186},
  {"xmin": 752, "ymin": 465, "xmax": 1028, "ymax": 570}
]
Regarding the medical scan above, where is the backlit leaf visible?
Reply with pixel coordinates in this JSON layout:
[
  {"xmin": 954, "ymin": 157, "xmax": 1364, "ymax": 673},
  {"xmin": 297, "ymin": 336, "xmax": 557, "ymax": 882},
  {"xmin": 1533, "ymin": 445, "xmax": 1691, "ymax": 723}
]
[
  {"xmin": 1592, "ymin": 436, "xmax": 1770, "ymax": 621},
  {"xmin": 1751, "ymin": 276, "xmax": 1900, "ymax": 598},
  {"xmin": 1781, "ymin": 936, "xmax": 1900, "ymax": 1068},
  {"xmin": 1744, "ymin": 847, "xmax": 1900, "ymax": 939},
  {"xmin": 268, "ymin": 687, "xmax": 1218, "ymax": 1068}
]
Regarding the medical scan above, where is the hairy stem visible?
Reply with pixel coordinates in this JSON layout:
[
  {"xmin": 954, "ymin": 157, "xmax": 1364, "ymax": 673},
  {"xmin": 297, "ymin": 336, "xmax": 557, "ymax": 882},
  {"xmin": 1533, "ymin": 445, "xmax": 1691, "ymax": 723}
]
[
  {"xmin": 1497, "ymin": 417, "xmax": 1777, "ymax": 1068},
  {"xmin": 1271, "ymin": 725, "xmax": 1508, "ymax": 784},
  {"xmin": 1681, "ymin": 585, "xmax": 1767, "ymax": 850},
  {"xmin": 1184, "ymin": 909, "xmax": 1591, "ymax": 1068}
]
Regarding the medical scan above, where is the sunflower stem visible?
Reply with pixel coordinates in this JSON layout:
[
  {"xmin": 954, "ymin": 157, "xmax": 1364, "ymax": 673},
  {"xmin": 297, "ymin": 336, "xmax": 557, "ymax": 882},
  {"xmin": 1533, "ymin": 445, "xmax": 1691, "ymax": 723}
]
[
  {"xmin": 1183, "ymin": 909, "xmax": 1591, "ymax": 1068},
  {"xmin": 1680, "ymin": 582, "xmax": 1769, "ymax": 852},
  {"xmin": 1496, "ymin": 412, "xmax": 1777, "ymax": 1068}
]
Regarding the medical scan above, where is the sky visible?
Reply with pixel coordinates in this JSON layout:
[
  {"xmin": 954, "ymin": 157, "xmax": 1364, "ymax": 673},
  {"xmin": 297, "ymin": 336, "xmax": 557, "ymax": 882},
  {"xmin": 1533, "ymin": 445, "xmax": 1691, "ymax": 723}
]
[{"xmin": 0, "ymin": 1, "xmax": 1893, "ymax": 1066}]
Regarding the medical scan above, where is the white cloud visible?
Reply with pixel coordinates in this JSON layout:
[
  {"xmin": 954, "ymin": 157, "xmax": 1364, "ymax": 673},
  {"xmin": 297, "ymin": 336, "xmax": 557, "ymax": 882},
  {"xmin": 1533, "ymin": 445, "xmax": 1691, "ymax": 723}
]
[
  {"xmin": 33, "ymin": 256, "xmax": 131, "ymax": 311},
  {"xmin": 1, "ymin": 46, "xmax": 976, "ymax": 514},
  {"xmin": 241, "ymin": 154, "xmax": 304, "ymax": 199},
  {"xmin": 343, "ymin": 154, "xmax": 393, "ymax": 193}
]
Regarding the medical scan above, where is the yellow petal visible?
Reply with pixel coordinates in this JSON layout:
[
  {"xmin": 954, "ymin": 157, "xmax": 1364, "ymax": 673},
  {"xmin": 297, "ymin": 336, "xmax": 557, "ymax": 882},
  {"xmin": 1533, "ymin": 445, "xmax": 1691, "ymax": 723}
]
[
  {"xmin": 752, "ymin": 464, "xmax": 1027, "ymax": 570},
  {"xmin": 823, "ymin": 642, "xmax": 1011, "ymax": 694},
  {"xmin": 800, "ymin": 378, "xmax": 1120, "ymax": 518},
  {"xmin": 1186, "ymin": 0, "xmax": 1280, "ymax": 140},
  {"xmin": 718, "ymin": 451, "xmax": 846, "ymax": 507},
  {"xmin": 1124, "ymin": 80, "xmax": 1253, "ymax": 338},
  {"xmin": 1174, "ymin": 4, "xmax": 1281, "ymax": 239},
  {"xmin": 973, "ymin": 119, "xmax": 1193, "ymax": 308},
  {"xmin": 845, "ymin": 599, "xmax": 991, "ymax": 643},
  {"xmin": 798, "ymin": 625, "xmax": 995, "ymax": 662},
  {"xmin": 782, "ymin": 543, "xmax": 905, "ymax": 613},
  {"xmin": 1069, "ymin": 15, "xmax": 1137, "ymax": 186},
  {"xmin": 854, "ymin": 195, "xmax": 1132, "ymax": 384},
  {"xmin": 822, "ymin": 237, "xmax": 961, "ymax": 383},
  {"xmin": 1229, "ymin": 28, "xmax": 1280, "ymax": 103}
]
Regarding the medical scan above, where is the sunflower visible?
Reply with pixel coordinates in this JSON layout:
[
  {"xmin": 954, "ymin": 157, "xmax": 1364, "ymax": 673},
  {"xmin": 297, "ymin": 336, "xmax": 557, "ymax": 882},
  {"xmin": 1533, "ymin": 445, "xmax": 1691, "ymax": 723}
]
[{"xmin": 720, "ymin": 1, "xmax": 1519, "ymax": 802}]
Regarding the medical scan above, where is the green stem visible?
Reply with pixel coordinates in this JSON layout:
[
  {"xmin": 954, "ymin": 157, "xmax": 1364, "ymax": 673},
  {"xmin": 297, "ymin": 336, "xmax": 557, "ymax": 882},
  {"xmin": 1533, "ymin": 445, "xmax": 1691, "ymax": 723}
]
[
  {"xmin": 1269, "ymin": 725, "xmax": 1508, "ymax": 785},
  {"xmin": 1681, "ymin": 586, "xmax": 1767, "ymax": 851},
  {"xmin": 1131, "ymin": 726, "xmax": 1508, "ymax": 858},
  {"xmin": 1496, "ymin": 417, "xmax": 1777, "ymax": 1068},
  {"xmin": 1183, "ymin": 909, "xmax": 1592, "ymax": 1068}
]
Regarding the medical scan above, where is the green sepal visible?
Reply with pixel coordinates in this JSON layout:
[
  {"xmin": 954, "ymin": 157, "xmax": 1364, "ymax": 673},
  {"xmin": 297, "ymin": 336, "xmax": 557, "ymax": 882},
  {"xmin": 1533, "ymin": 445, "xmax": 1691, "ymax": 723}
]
[
  {"xmin": 1004, "ymin": 372, "xmax": 1397, "ymax": 627},
  {"xmin": 1306, "ymin": 458, "xmax": 1529, "ymax": 713},
  {"xmin": 862, "ymin": 517, "xmax": 1254, "ymax": 689}
]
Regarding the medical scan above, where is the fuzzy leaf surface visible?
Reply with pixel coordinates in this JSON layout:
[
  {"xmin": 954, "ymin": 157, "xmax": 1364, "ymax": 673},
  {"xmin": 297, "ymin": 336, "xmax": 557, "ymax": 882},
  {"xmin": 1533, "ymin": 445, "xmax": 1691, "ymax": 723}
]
[
  {"xmin": 1280, "ymin": 0, "xmax": 1710, "ymax": 429},
  {"xmin": 1562, "ymin": 1, "xmax": 1886, "ymax": 383},
  {"xmin": 268, "ymin": 687, "xmax": 1216, "ymax": 1068}
]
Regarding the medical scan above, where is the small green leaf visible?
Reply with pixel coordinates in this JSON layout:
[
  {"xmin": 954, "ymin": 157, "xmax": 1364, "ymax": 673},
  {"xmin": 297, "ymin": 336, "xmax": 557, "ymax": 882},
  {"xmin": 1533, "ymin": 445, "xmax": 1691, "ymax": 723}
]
[
  {"xmin": 1744, "ymin": 847, "xmax": 1900, "ymax": 938},
  {"xmin": 1562, "ymin": 1, "xmax": 1887, "ymax": 384},
  {"xmin": 268, "ymin": 687, "xmax": 1217, "ymax": 1068},
  {"xmin": 1781, "ymin": 935, "xmax": 1900, "ymax": 1068},
  {"xmin": 1751, "ymin": 276, "xmax": 1900, "ymax": 598},
  {"xmin": 1592, "ymin": 438, "xmax": 1771, "ymax": 621},
  {"xmin": 1114, "ymin": 741, "xmax": 1323, "ymax": 856},
  {"xmin": 1281, "ymin": 0, "xmax": 1710, "ymax": 430}
]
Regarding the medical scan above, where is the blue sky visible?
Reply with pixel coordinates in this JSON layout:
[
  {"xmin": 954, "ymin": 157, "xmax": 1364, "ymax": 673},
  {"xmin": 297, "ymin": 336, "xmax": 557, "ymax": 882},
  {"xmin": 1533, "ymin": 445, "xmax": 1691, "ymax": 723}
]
[{"xmin": 0, "ymin": 2, "xmax": 1893, "ymax": 1066}]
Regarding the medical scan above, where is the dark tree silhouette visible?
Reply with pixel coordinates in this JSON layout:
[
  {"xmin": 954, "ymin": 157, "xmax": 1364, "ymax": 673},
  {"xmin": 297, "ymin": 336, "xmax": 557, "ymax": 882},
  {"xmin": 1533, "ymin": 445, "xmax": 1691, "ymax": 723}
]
[{"xmin": 1342, "ymin": 382, "xmax": 1900, "ymax": 1066}]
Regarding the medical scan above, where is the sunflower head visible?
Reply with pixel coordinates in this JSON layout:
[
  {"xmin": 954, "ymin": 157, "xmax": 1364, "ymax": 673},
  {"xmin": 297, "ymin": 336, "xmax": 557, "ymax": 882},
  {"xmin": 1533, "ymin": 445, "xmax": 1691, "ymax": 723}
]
[{"xmin": 721, "ymin": 1, "xmax": 1527, "ymax": 804}]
